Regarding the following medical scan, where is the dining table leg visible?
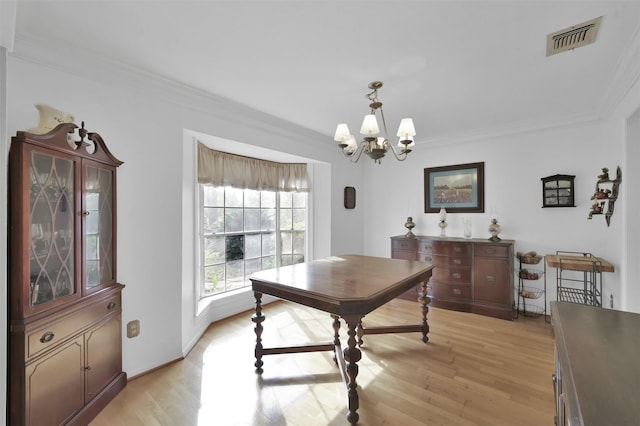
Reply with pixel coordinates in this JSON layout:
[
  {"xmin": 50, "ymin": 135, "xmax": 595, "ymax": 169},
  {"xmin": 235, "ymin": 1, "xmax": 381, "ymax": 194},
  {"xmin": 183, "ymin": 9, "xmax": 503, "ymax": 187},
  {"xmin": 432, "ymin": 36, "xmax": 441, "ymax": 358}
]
[{"xmin": 342, "ymin": 315, "xmax": 363, "ymax": 424}]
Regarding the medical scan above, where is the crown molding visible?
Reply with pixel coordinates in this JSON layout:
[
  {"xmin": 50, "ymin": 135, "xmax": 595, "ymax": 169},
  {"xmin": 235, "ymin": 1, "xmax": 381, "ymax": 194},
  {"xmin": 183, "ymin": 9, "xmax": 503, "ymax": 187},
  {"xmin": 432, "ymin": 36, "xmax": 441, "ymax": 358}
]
[{"xmin": 10, "ymin": 34, "xmax": 330, "ymax": 154}]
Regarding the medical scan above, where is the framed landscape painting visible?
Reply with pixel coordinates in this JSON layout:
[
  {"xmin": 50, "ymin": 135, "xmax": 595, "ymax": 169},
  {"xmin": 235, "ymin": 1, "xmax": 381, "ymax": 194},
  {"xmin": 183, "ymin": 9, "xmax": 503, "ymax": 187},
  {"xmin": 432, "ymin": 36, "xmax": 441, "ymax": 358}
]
[{"xmin": 424, "ymin": 162, "xmax": 485, "ymax": 213}]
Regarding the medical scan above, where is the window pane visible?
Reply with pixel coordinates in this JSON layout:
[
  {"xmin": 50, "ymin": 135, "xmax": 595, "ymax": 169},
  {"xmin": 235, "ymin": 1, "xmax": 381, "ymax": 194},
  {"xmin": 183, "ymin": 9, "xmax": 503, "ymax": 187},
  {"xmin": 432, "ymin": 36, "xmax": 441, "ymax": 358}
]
[
  {"xmin": 293, "ymin": 192, "xmax": 306, "ymax": 208},
  {"xmin": 281, "ymin": 231, "xmax": 292, "ymax": 254},
  {"xmin": 245, "ymin": 234, "xmax": 261, "ymax": 259},
  {"xmin": 280, "ymin": 209, "xmax": 292, "ymax": 230},
  {"xmin": 245, "ymin": 190, "xmax": 260, "ymax": 208},
  {"xmin": 244, "ymin": 208, "xmax": 260, "ymax": 232},
  {"xmin": 293, "ymin": 231, "xmax": 305, "ymax": 254},
  {"xmin": 245, "ymin": 258, "xmax": 262, "ymax": 279},
  {"xmin": 204, "ymin": 186, "xmax": 224, "ymax": 207},
  {"xmin": 204, "ymin": 207, "xmax": 224, "ymax": 234},
  {"xmin": 261, "ymin": 192, "xmax": 276, "ymax": 208},
  {"xmin": 225, "ymin": 208, "xmax": 243, "ymax": 233},
  {"xmin": 293, "ymin": 208, "xmax": 305, "ymax": 230},
  {"xmin": 225, "ymin": 187, "xmax": 243, "ymax": 207},
  {"xmin": 204, "ymin": 264, "xmax": 225, "ymax": 295},
  {"xmin": 226, "ymin": 260, "xmax": 245, "ymax": 290},
  {"xmin": 204, "ymin": 236, "xmax": 225, "ymax": 265},
  {"xmin": 280, "ymin": 192, "xmax": 292, "ymax": 208},
  {"xmin": 262, "ymin": 232, "xmax": 276, "ymax": 255},
  {"xmin": 293, "ymin": 254, "xmax": 305, "ymax": 264},
  {"xmin": 225, "ymin": 235, "xmax": 244, "ymax": 261},
  {"xmin": 261, "ymin": 209, "xmax": 276, "ymax": 231},
  {"xmin": 281, "ymin": 254, "xmax": 293, "ymax": 266},
  {"xmin": 262, "ymin": 256, "xmax": 276, "ymax": 270}
]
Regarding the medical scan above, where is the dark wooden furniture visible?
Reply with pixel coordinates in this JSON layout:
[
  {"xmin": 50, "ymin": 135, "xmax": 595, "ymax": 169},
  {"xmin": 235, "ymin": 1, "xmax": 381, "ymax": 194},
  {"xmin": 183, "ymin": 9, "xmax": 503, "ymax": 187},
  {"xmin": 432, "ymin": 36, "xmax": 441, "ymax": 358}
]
[
  {"xmin": 391, "ymin": 236, "xmax": 514, "ymax": 320},
  {"xmin": 8, "ymin": 123, "xmax": 126, "ymax": 425},
  {"xmin": 551, "ymin": 301, "xmax": 640, "ymax": 425},
  {"xmin": 250, "ymin": 254, "xmax": 433, "ymax": 425}
]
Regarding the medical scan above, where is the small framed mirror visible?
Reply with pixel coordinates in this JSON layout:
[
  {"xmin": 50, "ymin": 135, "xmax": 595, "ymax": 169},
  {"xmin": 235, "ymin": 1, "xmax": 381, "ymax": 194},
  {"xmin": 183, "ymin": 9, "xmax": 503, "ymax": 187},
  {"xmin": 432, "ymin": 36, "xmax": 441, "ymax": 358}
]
[
  {"xmin": 344, "ymin": 186, "xmax": 356, "ymax": 209},
  {"xmin": 541, "ymin": 174, "xmax": 575, "ymax": 207}
]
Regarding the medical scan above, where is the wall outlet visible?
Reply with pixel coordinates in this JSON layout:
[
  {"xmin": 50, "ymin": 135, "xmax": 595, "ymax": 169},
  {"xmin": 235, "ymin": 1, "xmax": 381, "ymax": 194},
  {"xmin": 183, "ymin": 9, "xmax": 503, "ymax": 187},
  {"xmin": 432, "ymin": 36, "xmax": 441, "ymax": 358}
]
[{"xmin": 127, "ymin": 320, "xmax": 140, "ymax": 338}]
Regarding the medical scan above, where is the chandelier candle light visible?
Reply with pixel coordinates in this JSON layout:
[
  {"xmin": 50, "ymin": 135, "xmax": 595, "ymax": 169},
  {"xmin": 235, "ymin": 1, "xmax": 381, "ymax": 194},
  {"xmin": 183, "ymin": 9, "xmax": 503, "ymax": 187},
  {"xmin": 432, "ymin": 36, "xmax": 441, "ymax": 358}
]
[{"xmin": 333, "ymin": 81, "xmax": 416, "ymax": 164}]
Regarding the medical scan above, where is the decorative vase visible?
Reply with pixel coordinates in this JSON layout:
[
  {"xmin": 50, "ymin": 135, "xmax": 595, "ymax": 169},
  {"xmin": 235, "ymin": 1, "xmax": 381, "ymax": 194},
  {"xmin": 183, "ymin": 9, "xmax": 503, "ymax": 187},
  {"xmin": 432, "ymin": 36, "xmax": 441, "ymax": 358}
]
[
  {"xmin": 404, "ymin": 217, "xmax": 416, "ymax": 238},
  {"xmin": 463, "ymin": 216, "xmax": 472, "ymax": 239},
  {"xmin": 27, "ymin": 104, "xmax": 74, "ymax": 135}
]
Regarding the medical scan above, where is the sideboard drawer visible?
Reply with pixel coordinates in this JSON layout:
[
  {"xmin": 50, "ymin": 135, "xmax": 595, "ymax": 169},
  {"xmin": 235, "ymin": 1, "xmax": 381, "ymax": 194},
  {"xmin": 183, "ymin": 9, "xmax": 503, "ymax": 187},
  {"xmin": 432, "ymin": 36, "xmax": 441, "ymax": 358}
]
[
  {"xmin": 432, "ymin": 254, "xmax": 472, "ymax": 268},
  {"xmin": 393, "ymin": 250, "xmax": 418, "ymax": 261},
  {"xmin": 432, "ymin": 267, "xmax": 471, "ymax": 284},
  {"xmin": 475, "ymin": 244, "xmax": 509, "ymax": 258},
  {"xmin": 432, "ymin": 241, "xmax": 472, "ymax": 257},
  {"xmin": 392, "ymin": 238, "xmax": 418, "ymax": 252},
  {"xmin": 429, "ymin": 281, "xmax": 471, "ymax": 301}
]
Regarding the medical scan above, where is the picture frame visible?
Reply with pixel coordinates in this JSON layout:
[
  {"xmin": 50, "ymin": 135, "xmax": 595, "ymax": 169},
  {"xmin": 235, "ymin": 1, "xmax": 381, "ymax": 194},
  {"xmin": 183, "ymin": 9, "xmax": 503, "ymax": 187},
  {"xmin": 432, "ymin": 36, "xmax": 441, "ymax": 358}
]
[{"xmin": 424, "ymin": 162, "xmax": 485, "ymax": 213}]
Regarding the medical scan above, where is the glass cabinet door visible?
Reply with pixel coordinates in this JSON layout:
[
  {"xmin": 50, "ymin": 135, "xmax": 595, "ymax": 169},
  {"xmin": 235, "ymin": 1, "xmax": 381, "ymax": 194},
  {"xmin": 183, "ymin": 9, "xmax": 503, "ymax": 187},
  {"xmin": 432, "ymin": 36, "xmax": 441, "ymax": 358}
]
[
  {"xmin": 29, "ymin": 151, "xmax": 76, "ymax": 307},
  {"xmin": 83, "ymin": 163, "xmax": 115, "ymax": 291}
]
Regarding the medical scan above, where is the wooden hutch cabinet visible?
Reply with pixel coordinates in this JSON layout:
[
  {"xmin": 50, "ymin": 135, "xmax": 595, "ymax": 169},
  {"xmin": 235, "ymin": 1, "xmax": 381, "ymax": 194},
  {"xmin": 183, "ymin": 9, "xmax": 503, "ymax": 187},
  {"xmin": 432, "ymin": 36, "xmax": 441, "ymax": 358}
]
[
  {"xmin": 8, "ymin": 123, "xmax": 126, "ymax": 425},
  {"xmin": 391, "ymin": 236, "xmax": 514, "ymax": 320}
]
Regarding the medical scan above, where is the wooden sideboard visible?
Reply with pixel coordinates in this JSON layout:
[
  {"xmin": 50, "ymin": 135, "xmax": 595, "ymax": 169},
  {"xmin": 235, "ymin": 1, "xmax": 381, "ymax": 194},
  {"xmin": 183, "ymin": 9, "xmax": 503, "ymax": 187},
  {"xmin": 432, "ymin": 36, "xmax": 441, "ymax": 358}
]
[
  {"xmin": 391, "ymin": 236, "xmax": 514, "ymax": 320},
  {"xmin": 551, "ymin": 302, "xmax": 640, "ymax": 425}
]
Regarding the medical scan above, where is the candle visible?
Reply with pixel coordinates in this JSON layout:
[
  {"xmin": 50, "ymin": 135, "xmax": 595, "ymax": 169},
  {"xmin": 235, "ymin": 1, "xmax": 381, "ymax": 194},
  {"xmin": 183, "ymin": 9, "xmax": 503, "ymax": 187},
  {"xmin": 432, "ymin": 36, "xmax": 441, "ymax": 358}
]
[{"xmin": 439, "ymin": 208, "xmax": 447, "ymax": 222}]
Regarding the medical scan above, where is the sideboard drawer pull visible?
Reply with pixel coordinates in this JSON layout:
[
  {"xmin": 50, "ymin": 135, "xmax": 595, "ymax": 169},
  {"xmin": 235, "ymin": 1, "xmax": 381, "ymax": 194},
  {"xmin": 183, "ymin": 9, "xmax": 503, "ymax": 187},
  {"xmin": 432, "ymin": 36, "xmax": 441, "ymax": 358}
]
[
  {"xmin": 486, "ymin": 275, "xmax": 495, "ymax": 282},
  {"xmin": 107, "ymin": 302, "xmax": 117, "ymax": 310},
  {"xmin": 486, "ymin": 248, "xmax": 496, "ymax": 254},
  {"xmin": 452, "ymin": 288, "xmax": 462, "ymax": 295},
  {"xmin": 40, "ymin": 331, "xmax": 55, "ymax": 343},
  {"xmin": 453, "ymin": 259, "xmax": 462, "ymax": 265},
  {"xmin": 452, "ymin": 272, "xmax": 462, "ymax": 279},
  {"xmin": 453, "ymin": 246, "xmax": 462, "ymax": 253},
  {"xmin": 423, "ymin": 256, "xmax": 432, "ymax": 262}
]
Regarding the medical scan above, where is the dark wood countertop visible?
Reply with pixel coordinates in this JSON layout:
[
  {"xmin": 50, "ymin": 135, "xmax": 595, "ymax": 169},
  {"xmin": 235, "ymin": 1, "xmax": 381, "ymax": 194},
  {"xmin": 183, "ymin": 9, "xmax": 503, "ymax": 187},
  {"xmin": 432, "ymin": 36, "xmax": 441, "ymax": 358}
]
[{"xmin": 551, "ymin": 302, "xmax": 640, "ymax": 425}]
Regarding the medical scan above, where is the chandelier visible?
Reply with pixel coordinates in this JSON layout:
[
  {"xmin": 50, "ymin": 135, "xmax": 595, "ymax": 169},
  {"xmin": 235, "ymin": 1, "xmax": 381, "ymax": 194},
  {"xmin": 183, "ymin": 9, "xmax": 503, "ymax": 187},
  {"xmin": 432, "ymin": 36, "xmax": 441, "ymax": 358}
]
[{"xmin": 333, "ymin": 81, "xmax": 416, "ymax": 164}]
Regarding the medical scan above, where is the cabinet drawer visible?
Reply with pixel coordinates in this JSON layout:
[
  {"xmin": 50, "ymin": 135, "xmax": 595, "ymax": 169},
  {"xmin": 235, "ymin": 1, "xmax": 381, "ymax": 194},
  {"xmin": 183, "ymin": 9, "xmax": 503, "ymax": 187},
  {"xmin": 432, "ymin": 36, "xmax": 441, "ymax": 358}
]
[
  {"xmin": 475, "ymin": 244, "xmax": 509, "ymax": 258},
  {"xmin": 432, "ymin": 267, "xmax": 471, "ymax": 284},
  {"xmin": 432, "ymin": 254, "xmax": 472, "ymax": 268},
  {"xmin": 429, "ymin": 281, "xmax": 471, "ymax": 301},
  {"xmin": 432, "ymin": 241, "xmax": 472, "ymax": 257},
  {"xmin": 392, "ymin": 250, "xmax": 417, "ymax": 261},
  {"xmin": 27, "ymin": 293, "xmax": 121, "ymax": 360},
  {"xmin": 392, "ymin": 238, "xmax": 418, "ymax": 251},
  {"xmin": 418, "ymin": 241, "xmax": 433, "ymax": 253}
]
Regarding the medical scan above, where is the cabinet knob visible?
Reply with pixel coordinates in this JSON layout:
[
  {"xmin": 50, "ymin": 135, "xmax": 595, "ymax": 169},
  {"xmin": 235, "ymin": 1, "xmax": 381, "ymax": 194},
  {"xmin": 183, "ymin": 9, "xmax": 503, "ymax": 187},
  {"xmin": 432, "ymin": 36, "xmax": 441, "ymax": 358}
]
[
  {"xmin": 107, "ymin": 302, "xmax": 117, "ymax": 310},
  {"xmin": 40, "ymin": 331, "xmax": 55, "ymax": 343},
  {"xmin": 79, "ymin": 211, "xmax": 90, "ymax": 216},
  {"xmin": 84, "ymin": 366, "xmax": 92, "ymax": 371}
]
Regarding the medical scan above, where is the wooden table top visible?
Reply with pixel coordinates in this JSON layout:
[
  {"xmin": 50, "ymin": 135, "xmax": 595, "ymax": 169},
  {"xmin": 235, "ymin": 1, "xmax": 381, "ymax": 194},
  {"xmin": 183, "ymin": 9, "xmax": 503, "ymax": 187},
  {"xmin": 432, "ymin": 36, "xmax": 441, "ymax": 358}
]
[
  {"xmin": 551, "ymin": 302, "xmax": 640, "ymax": 425},
  {"xmin": 546, "ymin": 254, "xmax": 614, "ymax": 273},
  {"xmin": 250, "ymin": 254, "xmax": 433, "ymax": 316}
]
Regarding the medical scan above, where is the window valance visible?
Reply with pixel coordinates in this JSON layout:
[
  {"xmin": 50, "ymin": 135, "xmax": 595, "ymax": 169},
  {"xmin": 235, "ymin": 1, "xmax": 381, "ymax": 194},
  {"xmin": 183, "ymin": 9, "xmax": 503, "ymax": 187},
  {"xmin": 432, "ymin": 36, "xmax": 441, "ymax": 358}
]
[{"xmin": 197, "ymin": 143, "xmax": 310, "ymax": 192}]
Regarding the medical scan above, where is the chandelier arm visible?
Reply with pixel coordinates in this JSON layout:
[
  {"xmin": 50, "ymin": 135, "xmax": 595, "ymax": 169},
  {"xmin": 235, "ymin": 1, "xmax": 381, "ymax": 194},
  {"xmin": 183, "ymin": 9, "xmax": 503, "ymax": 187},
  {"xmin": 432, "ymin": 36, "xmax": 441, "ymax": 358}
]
[
  {"xmin": 344, "ymin": 140, "xmax": 367, "ymax": 163},
  {"xmin": 378, "ymin": 107, "xmax": 390, "ymax": 143},
  {"xmin": 387, "ymin": 141, "xmax": 409, "ymax": 161}
]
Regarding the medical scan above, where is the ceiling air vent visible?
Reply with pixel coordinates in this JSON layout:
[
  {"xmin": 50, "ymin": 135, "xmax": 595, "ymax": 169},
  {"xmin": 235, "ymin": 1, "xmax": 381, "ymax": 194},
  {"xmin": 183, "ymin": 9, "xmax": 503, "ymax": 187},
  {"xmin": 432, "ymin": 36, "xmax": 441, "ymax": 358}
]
[{"xmin": 546, "ymin": 16, "xmax": 602, "ymax": 57}]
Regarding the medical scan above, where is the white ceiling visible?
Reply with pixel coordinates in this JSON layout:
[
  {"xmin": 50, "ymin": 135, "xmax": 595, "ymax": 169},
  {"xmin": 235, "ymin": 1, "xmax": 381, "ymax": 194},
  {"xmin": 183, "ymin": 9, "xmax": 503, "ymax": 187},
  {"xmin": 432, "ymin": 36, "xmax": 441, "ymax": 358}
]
[{"xmin": 11, "ymin": 1, "xmax": 640, "ymax": 143}]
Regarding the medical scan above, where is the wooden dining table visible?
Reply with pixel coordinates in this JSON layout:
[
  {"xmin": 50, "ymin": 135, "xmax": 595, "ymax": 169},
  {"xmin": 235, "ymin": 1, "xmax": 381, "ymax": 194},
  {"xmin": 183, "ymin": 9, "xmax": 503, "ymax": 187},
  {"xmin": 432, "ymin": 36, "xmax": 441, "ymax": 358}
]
[{"xmin": 250, "ymin": 254, "xmax": 433, "ymax": 424}]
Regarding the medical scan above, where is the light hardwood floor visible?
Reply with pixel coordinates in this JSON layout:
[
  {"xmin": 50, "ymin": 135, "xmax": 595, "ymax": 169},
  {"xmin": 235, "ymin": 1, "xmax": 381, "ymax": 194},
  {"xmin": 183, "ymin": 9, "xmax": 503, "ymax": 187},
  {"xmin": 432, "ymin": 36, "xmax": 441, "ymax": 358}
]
[{"xmin": 90, "ymin": 299, "xmax": 556, "ymax": 426}]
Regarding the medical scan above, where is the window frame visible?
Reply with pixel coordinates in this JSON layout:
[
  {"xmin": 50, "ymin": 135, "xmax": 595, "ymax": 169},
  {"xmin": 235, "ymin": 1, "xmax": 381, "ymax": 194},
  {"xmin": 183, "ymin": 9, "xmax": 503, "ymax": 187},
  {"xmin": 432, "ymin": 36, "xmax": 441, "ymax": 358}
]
[{"xmin": 196, "ymin": 185, "xmax": 307, "ymax": 300}]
